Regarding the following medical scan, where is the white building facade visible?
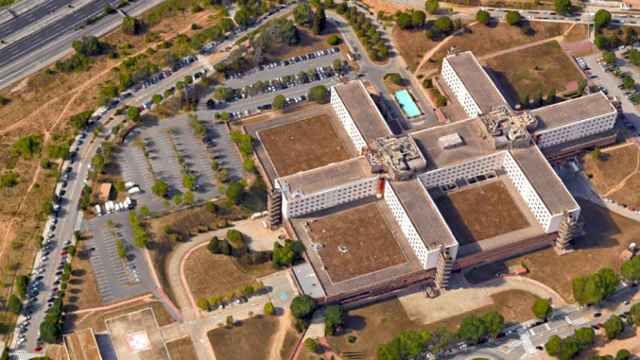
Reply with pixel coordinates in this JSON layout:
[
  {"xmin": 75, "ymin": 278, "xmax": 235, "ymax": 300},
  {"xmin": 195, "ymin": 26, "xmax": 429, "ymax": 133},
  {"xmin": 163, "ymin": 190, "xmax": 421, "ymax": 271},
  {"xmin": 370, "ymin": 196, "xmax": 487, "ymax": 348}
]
[
  {"xmin": 535, "ymin": 111, "xmax": 618, "ymax": 149},
  {"xmin": 277, "ymin": 176, "xmax": 379, "ymax": 219},
  {"xmin": 330, "ymin": 86, "xmax": 368, "ymax": 152},
  {"xmin": 441, "ymin": 57, "xmax": 483, "ymax": 118}
]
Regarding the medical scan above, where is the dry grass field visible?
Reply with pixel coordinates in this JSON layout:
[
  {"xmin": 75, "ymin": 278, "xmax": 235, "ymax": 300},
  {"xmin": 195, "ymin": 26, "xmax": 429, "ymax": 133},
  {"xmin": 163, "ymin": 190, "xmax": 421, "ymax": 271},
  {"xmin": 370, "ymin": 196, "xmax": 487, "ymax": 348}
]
[
  {"xmin": 507, "ymin": 200, "xmax": 640, "ymax": 301},
  {"xmin": 435, "ymin": 180, "xmax": 530, "ymax": 245},
  {"xmin": 416, "ymin": 21, "xmax": 571, "ymax": 74},
  {"xmin": 268, "ymin": 23, "xmax": 343, "ymax": 60},
  {"xmin": 165, "ymin": 337, "xmax": 198, "ymax": 360},
  {"xmin": 208, "ymin": 315, "xmax": 279, "ymax": 360},
  {"xmin": 582, "ymin": 143, "xmax": 640, "ymax": 208},
  {"xmin": 485, "ymin": 40, "xmax": 584, "ymax": 101},
  {"xmin": 324, "ymin": 290, "xmax": 539, "ymax": 359},
  {"xmin": 392, "ymin": 26, "xmax": 439, "ymax": 72},
  {"xmin": 183, "ymin": 247, "xmax": 274, "ymax": 301},
  {"xmin": 308, "ymin": 202, "xmax": 407, "ymax": 283},
  {"xmin": 0, "ymin": 2, "xmax": 225, "ymax": 334},
  {"xmin": 258, "ymin": 115, "xmax": 351, "ymax": 177},
  {"xmin": 64, "ymin": 328, "xmax": 102, "ymax": 360}
]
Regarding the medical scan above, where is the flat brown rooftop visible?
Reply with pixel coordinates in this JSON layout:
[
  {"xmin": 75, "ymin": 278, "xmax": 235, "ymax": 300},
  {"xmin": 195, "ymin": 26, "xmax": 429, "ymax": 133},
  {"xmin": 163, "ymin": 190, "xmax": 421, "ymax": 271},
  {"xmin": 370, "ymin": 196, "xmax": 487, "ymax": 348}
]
[
  {"xmin": 290, "ymin": 199, "xmax": 423, "ymax": 297},
  {"xmin": 433, "ymin": 179, "xmax": 531, "ymax": 245},
  {"xmin": 411, "ymin": 118, "xmax": 495, "ymax": 169},
  {"xmin": 252, "ymin": 111, "xmax": 355, "ymax": 178},
  {"xmin": 530, "ymin": 92, "xmax": 617, "ymax": 132},
  {"xmin": 444, "ymin": 51, "xmax": 509, "ymax": 114}
]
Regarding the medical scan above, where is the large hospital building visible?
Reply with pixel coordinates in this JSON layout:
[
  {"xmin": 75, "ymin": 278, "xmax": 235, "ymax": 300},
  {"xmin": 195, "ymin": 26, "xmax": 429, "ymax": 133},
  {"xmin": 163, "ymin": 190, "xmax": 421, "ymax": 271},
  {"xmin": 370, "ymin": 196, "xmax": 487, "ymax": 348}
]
[{"xmin": 246, "ymin": 51, "xmax": 618, "ymax": 304}]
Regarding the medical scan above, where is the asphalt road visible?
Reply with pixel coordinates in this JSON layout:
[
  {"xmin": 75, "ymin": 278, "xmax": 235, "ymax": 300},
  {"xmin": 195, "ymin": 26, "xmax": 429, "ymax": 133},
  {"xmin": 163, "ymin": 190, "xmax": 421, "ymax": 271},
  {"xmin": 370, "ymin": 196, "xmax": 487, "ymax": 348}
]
[
  {"xmin": 0, "ymin": 0, "xmax": 72, "ymax": 39},
  {"xmin": 0, "ymin": 0, "xmax": 165, "ymax": 88}
]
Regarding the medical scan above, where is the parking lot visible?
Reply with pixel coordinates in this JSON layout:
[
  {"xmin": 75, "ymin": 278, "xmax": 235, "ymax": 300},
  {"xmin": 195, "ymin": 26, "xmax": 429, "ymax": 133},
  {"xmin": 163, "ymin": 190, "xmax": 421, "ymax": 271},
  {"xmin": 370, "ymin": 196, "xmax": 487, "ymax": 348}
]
[
  {"xmin": 224, "ymin": 48, "xmax": 343, "ymax": 88},
  {"xmin": 196, "ymin": 113, "xmax": 246, "ymax": 181},
  {"xmin": 85, "ymin": 213, "xmax": 154, "ymax": 304},
  {"xmin": 118, "ymin": 132, "xmax": 164, "ymax": 211},
  {"xmin": 583, "ymin": 54, "xmax": 640, "ymax": 132}
]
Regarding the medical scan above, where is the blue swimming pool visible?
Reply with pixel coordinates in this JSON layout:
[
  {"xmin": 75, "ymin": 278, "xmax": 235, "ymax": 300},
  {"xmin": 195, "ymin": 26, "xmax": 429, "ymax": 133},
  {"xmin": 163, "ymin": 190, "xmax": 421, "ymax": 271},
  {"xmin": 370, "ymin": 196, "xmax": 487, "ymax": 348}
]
[{"xmin": 394, "ymin": 89, "xmax": 422, "ymax": 118}]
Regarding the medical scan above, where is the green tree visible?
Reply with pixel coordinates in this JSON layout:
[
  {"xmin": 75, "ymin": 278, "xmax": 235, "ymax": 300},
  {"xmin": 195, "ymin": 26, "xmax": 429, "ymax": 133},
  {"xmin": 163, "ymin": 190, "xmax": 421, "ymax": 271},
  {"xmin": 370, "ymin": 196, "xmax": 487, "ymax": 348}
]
[
  {"xmin": 324, "ymin": 305, "xmax": 346, "ymax": 336},
  {"xmin": 308, "ymin": 85, "xmax": 329, "ymax": 103},
  {"xmin": 630, "ymin": 303, "xmax": 640, "ymax": 325},
  {"xmin": 234, "ymin": 8, "xmax": 252, "ymax": 27},
  {"xmin": 290, "ymin": 295, "xmax": 316, "ymax": 319},
  {"xmin": 385, "ymin": 73, "xmax": 404, "ymax": 85},
  {"xmin": 603, "ymin": 315, "xmax": 624, "ymax": 340},
  {"xmin": 532, "ymin": 298, "xmax": 552, "ymax": 320},
  {"xmin": 621, "ymin": 256, "xmax": 640, "ymax": 282},
  {"xmin": 304, "ymin": 338, "xmax": 321, "ymax": 353},
  {"xmin": 574, "ymin": 327, "xmax": 595, "ymax": 348},
  {"xmin": 327, "ymin": 34, "xmax": 341, "ymax": 45},
  {"xmin": 545, "ymin": 335, "xmax": 562, "ymax": 356},
  {"xmin": 476, "ymin": 10, "xmax": 491, "ymax": 25},
  {"xmin": 0, "ymin": 172, "xmax": 19, "ymax": 188},
  {"xmin": 425, "ymin": 0, "xmax": 439, "ymax": 14},
  {"xmin": 12, "ymin": 135, "xmax": 42, "ymax": 159},
  {"xmin": 127, "ymin": 106, "xmax": 141, "ymax": 122},
  {"xmin": 555, "ymin": 0, "xmax": 572, "ymax": 15},
  {"xmin": 196, "ymin": 298, "xmax": 209, "ymax": 311},
  {"xmin": 558, "ymin": 337, "xmax": 580, "ymax": 360},
  {"xmin": 602, "ymin": 50, "xmax": 616, "ymax": 65},
  {"xmin": 7, "ymin": 294, "xmax": 21, "ymax": 314},
  {"xmin": 264, "ymin": 302, "xmax": 275, "ymax": 315},
  {"xmin": 121, "ymin": 16, "xmax": 141, "ymax": 35},
  {"xmin": 294, "ymin": 3, "xmax": 313, "ymax": 27},
  {"xmin": 616, "ymin": 349, "xmax": 631, "ymax": 360},
  {"xmin": 458, "ymin": 315, "xmax": 487, "ymax": 344},
  {"xmin": 272, "ymin": 94, "xmax": 286, "ymax": 110},
  {"xmin": 411, "ymin": 10, "xmax": 426, "ymax": 28},
  {"xmin": 15, "ymin": 275, "xmax": 29, "ymax": 299},
  {"xmin": 225, "ymin": 181, "xmax": 245, "ymax": 204},
  {"xmin": 594, "ymin": 34, "xmax": 610, "ymax": 50},
  {"xmin": 594, "ymin": 9, "xmax": 612, "ymax": 30},
  {"xmin": 434, "ymin": 16, "xmax": 453, "ymax": 34},
  {"xmin": 116, "ymin": 239, "xmax": 126, "ymax": 258},
  {"xmin": 396, "ymin": 11, "xmax": 413, "ymax": 30},
  {"xmin": 152, "ymin": 180, "xmax": 169, "ymax": 198},
  {"xmin": 623, "ymin": 75, "xmax": 636, "ymax": 90},
  {"xmin": 505, "ymin": 11, "xmax": 521, "ymax": 26},
  {"xmin": 482, "ymin": 311, "xmax": 504, "ymax": 339},
  {"xmin": 312, "ymin": 7, "xmax": 327, "ymax": 35}
]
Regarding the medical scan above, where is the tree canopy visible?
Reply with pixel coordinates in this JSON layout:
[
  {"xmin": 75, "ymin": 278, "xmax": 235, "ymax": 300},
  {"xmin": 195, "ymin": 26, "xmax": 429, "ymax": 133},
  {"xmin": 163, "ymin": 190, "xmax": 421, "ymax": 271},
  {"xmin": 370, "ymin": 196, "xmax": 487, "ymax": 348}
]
[
  {"xmin": 603, "ymin": 315, "xmax": 625, "ymax": 340},
  {"xmin": 290, "ymin": 294, "xmax": 316, "ymax": 319},
  {"xmin": 425, "ymin": 0, "xmax": 439, "ymax": 14},
  {"xmin": 505, "ymin": 11, "xmax": 521, "ymax": 26},
  {"xmin": 476, "ymin": 10, "xmax": 491, "ymax": 25},
  {"xmin": 554, "ymin": 0, "xmax": 572, "ymax": 15},
  {"xmin": 594, "ymin": 9, "xmax": 612, "ymax": 29},
  {"xmin": 324, "ymin": 305, "xmax": 346, "ymax": 336},
  {"xmin": 532, "ymin": 298, "xmax": 552, "ymax": 320},
  {"xmin": 308, "ymin": 85, "xmax": 329, "ymax": 103}
]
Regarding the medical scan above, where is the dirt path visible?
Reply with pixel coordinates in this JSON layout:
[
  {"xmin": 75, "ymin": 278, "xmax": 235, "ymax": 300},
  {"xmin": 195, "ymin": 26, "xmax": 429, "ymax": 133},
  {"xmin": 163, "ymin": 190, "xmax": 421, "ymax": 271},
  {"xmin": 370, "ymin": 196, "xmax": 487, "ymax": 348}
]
[
  {"xmin": 268, "ymin": 312, "xmax": 291, "ymax": 360},
  {"xmin": 71, "ymin": 293, "xmax": 153, "ymax": 315},
  {"xmin": 604, "ymin": 149, "xmax": 640, "ymax": 197},
  {"xmin": 0, "ymin": 12, "xmax": 215, "ymax": 273},
  {"xmin": 414, "ymin": 22, "xmax": 478, "ymax": 74}
]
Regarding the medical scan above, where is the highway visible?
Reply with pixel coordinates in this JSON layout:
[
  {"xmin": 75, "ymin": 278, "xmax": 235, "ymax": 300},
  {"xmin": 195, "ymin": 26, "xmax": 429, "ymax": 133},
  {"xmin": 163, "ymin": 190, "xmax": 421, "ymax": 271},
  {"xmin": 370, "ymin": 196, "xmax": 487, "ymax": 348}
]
[
  {"xmin": 0, "ymin": 0, "xmax": 165, "ymax": 88},
  {"xmin": 0, "ymin": 0, "xmax": 73, "ymax": 39}
]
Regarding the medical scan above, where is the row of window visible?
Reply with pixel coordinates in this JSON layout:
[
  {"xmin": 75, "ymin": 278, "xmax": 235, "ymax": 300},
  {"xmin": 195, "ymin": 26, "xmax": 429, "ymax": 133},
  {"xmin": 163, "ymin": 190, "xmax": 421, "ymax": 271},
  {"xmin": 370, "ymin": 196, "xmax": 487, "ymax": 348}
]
[{"xmin": 538, "ymin": 115, "xmax": 616, "ymax": 148}]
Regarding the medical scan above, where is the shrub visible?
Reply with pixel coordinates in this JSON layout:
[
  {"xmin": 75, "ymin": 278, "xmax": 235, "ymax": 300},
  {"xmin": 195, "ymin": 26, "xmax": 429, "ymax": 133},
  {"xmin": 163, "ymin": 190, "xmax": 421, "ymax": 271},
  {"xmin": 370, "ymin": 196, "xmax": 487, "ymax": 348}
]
[
  {"xmin": 327, "ymin": 34, "xmax": 341, "ymax": 45},
  {"xmin": 264, "ymin": 302, "xmax": 275, "ymax": 316},
  {"xmin": 308, "ymin": 85, "xmax": 329, "ymax": 104},
  {"xmin": 304, "ymin": 338, "xmax": 321, "ymax": 353}
]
